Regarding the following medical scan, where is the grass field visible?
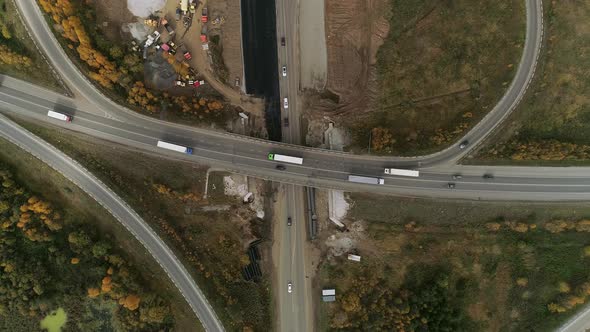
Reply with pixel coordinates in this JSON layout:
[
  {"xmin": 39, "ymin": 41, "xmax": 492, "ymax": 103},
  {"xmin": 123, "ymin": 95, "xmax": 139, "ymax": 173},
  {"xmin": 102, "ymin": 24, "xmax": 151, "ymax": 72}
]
[
  {"xmin": 0, "ymin": 0, "xmax": 66, "ymax": 93},
  {"xmin": 13, "ymin": 117, "xmax": 271, "ymax": 331},
  {"xmin": 347, "ymin": 0, "xmax": 524, "ymax": 155},
  {"xmin": 0, "ymin": 138, "xmax": 203, "ymax": 331},
  {"xmin": 318, "ymin": 193, "xmax": 590, "ymax": 331},
  {"xmin": 473, "ymin": 2, "xmax": 590, "ymax": 164}
]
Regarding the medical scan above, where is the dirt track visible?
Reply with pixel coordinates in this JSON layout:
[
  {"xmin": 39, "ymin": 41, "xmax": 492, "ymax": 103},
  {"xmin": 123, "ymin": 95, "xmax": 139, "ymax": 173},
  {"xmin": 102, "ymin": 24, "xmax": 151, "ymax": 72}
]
[{"xmin": 323, "ymin": 0, "xmax": 389, "ymax": 110}]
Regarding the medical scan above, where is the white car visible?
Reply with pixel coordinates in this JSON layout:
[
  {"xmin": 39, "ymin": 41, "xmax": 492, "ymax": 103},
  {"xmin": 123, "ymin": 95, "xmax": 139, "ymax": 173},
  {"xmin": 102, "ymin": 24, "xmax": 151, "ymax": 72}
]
[
  {"xmin": 288, "ymin": 282, "xmax": 293, "ymax": 293},
  {"xmin": 283, "ymin": 97, "xmax": 289, "ymax": 109},
  {"xmin": 282, "ymin": 66, "xmax": 287, "ymax": 77}
]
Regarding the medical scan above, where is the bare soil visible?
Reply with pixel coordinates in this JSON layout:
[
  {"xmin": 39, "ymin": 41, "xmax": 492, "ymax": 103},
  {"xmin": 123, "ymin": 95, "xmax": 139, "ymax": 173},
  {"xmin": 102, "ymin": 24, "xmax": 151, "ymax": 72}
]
[
  {"xmin": 207, "ymin": 0, "xmax": 244, "ymax": 90},
  {"xmin": 93, "ymin": 0, "xmax": 136, "ymax": 41}
]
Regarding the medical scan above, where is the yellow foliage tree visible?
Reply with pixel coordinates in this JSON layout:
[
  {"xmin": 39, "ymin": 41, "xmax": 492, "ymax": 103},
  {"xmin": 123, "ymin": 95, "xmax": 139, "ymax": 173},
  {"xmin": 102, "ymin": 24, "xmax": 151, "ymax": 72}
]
[
  {"xmin": 87, "ymin": 288, "xmax": 100, "ymax": 298},
  {"xmin": 558, "ymin": 282, "xmax": 571, "ymax": 293},
  {"xmin": 119, "ymin": 294, "xmax": 141, "ymax": 311},
  {"xmin": 371, "ymin": 127, "xmax": 395, "ymax": 152}
]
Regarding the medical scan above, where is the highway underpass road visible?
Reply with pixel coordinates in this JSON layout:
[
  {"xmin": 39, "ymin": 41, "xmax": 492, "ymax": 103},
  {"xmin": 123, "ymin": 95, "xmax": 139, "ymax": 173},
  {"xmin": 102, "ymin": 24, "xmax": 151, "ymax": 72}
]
[{"xmin": 276, "ymin": 0, "xmax": 315, "ymax": 328}]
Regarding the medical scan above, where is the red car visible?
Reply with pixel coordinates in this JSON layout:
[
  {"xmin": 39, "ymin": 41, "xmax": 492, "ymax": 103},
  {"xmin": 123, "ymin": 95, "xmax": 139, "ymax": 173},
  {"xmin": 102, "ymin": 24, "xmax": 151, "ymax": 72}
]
[{"xmin": 183, "ymin": 51, "xmax": 192, "ymax": 60}]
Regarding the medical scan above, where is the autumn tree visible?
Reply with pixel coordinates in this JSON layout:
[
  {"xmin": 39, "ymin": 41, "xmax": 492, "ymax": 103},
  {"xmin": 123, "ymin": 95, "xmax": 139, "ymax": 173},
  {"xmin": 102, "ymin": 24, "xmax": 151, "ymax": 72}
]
[{"xmin": 371, "ymin": 127, "xmax": 395, "ymax": 152}]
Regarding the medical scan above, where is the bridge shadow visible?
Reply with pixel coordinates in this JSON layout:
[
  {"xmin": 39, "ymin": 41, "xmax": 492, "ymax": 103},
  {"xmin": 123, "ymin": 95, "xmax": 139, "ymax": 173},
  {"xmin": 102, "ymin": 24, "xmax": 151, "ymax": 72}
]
[{"xmin": 54, "ymin": 97, "xmax": 77, "ymax": 118}]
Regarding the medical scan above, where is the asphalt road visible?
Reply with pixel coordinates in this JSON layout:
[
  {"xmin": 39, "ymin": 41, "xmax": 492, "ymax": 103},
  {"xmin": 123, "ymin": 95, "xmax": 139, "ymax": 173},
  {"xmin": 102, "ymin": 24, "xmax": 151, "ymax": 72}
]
[
  {"xmin": 10, "ymin": 0, "xmax": 541, "ymax": 166},
  {"xmin": 0, "ymin": 114, "xmax": 224, "ymax": 332},
  {"xmin": 276, "ymin": 0, "xmax": 314, "ymax": 328}
]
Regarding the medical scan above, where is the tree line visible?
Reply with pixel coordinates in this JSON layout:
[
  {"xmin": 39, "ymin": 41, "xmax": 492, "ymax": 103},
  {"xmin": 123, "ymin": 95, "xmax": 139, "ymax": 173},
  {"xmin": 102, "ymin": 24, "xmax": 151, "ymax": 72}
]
[{"xmin": 0, "ymin": 165, "xmax": 174, "ymax": 330}]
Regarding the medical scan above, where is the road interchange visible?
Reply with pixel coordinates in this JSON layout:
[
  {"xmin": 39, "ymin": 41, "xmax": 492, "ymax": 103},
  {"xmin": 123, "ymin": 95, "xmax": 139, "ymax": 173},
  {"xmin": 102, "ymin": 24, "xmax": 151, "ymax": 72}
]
[{"xmin": 5, "ymin": 0, "xmax": 590, "ymax": 331}]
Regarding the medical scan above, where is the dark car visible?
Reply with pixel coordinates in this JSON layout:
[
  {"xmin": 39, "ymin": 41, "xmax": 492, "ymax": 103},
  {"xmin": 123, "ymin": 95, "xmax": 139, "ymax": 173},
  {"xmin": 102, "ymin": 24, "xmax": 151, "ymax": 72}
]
[
  {"xmin": 284, "ymin": 117, "xmax": 289, "ymax": 127},
  {"xmin": 483, "ymin": 173, "xmax": 494, "ymax": 179},
  {"xmin": 276, "ymin": 165, "xmax": 286, "ymax": 171},
  {"xmin": 287, "ymin": 217, "xmax": 292, "ymax": 226},
  {"xmin": 175, "ymin": 8, "xmax": 182, "ymax": 20},
  {"xmin": 281, "ymin": 37, "xmax": 285, "ymax": 46},
  {"xmin": 459, "ymin": 140, "xmax": 469, "ymax": 149},
  {"xmin": 448, "ymin": 183, "xmax": 456, "ymax": 189}
]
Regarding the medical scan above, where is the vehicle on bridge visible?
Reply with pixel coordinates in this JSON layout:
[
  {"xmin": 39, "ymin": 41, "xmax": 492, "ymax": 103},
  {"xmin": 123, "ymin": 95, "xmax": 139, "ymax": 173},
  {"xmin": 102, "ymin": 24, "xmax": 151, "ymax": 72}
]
[
  {"xmin": 47, "ymin": 110, "xmax": 72, "ymax": 122},
  {"xmin": 348, "ymin": 175, "xmax": 385, "ymax": 185},
  {"xmin": 156, "ymin": 140, "xmax": 193, "ymax": 154},
  {"xmin": 384, "ymin": 168, "xmax": 419, "ymax": 177},
  {"xmin": 268, "ymin": 153, "xmax": 303, "ymax": 165}
]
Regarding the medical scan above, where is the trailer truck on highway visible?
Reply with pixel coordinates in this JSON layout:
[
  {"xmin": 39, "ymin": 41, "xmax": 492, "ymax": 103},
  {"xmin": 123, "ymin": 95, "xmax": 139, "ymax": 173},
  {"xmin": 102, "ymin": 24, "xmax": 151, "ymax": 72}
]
[
  {"xmin": 384, "ymin": 168, "xmax": 419, "ymax": 177},
  {"xmin": 348, "ymin": 175, "xmax": 385, "ymax": 185},
  {"xmin": 267, "ymin": 153, "xmax": 303, "ymax": 165},
  {"xmin": 47, "ymin": 110, "xmax": 72, "ymax": 122},
  {"xmin": 157, "ymin": 140, "xmax": 193, "ymax": 154}
]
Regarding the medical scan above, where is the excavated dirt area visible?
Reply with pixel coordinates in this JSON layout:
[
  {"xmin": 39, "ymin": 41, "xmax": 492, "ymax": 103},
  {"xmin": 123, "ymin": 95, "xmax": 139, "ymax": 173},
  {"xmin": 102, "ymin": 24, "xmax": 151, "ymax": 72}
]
[
  {"xmin": 303, "ymin": 0, "xmax": 389, "ymax": 145},
  {"xmin": 207, "ymin": 0, "xmax": 245, "ymax": 91},
  {"xmin": 323, "ymin": 0, "xmax": 389, "ymax": 110}
]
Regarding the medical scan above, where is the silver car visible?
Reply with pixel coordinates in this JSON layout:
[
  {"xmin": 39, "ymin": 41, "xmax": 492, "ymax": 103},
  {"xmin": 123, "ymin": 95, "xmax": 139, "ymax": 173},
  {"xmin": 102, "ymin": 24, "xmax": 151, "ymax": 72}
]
[
  {"xmin": 283, "ymin": 97, "xmax": 289, "ymax": 109},
  {"xmin": 288, "ymin": 282, "xmax": 293, "ymax": 293}
]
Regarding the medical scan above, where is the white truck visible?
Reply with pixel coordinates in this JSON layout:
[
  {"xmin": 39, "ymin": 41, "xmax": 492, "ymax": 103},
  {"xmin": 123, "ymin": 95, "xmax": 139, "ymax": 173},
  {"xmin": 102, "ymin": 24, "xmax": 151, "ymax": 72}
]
[
  {"xmin": 47, "ymin": 110, "xmax": 72, "ymax": 122},
  {"xmin": 267, "ymin": 153, "xmax": 303, "ymax": 165},
  {"xmin": 384, "ymin": 168, "xmax": 419, "ymax": 177},
  {"xmin": 144, "ymin": 31, "xmax": 161, "ymax": 48},
  {"xmin": 348, "ymin": 175, "xmax": 385, "ymax": 185},
  {"xmin": 156, "ymin": 140, "xmax": 193, "ymax": 154}
]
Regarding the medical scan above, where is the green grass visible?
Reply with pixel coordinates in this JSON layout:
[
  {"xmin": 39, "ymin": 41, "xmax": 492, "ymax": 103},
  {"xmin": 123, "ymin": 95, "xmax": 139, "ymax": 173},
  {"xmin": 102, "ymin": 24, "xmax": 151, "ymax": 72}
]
[
  {"xmin": 319, "ymin": 192, "xmax": 590, "ymax": 331},
  {"xmin": 0, "ymin": 0, "xmax": 66, "ymax": 93},
  {"xmin": 12, "ymin": 117, "xmax": 271, "ymax": 331},
  {"xmin": 472, "ymin": 2, "xmax": 590, "ymax": 164},
  {"xmin": 346, "ymin": 0, "xmax": 524, "ymax": 155}
]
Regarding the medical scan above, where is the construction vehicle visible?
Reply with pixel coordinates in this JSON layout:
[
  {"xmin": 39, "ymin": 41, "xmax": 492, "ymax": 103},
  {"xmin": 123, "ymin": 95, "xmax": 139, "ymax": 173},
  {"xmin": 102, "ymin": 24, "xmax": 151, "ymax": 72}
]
[
  {"xmin": 201, "ymin": 7, "xmax": 208, "ymax": 23},
  {"xmin": 183, "ymin": 14, "xmax": 191, "ymax": 28},
  {"xmin": 144, "ymin": 31, "xmax": 161, "ymax": 47},
  {"xmin": 180, "ymin": 0, "xmax": 188, "ymax": 13},
  {"xmin": 160, "ymin": 18, "xmax": 175, "ymax": 36}
]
